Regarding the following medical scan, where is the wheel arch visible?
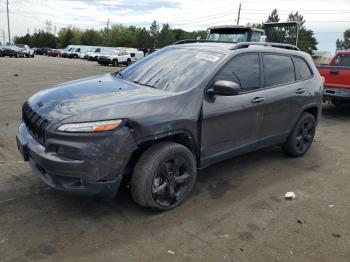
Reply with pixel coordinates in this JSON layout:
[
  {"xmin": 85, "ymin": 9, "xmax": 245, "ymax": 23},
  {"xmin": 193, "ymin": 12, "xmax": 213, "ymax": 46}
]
[
  {"xmin": 124, "ymin": 130, "xmax": 198, "ymax": 179},
  {"xmin": 302, "ymin": 105, "xmax": 320, "ymax": 122}
]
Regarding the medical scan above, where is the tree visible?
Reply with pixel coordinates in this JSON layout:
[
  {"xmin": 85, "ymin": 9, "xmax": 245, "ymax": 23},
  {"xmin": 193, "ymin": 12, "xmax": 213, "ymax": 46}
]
[
  {"xmin": 158, "ymin": 24, "xmax": 176, "ymax": 47},
  {"xmin": 57, "ymin": 28, "xmax": 81, "ymax": 48},
  {"xmin": 264, "ymin": 10, "xmax": 317, "ymax": 54},
  {"xmin": 80, "ymin": 29, "xmax": 103, "ymax": 46},
  {"xmin": 267, "ymin": 9, "xmax": 280, "ymax": 23},
  {"xmin": 336, "ymin": 29, "xmax": 350, "ymax": 50},
  {"xmin": 150, "ymin": 20, "xmax": 160, "ymax": 48},
  {"xmin": 15, "ymin": 31, "xmax": 57, "ymax": 48},
  {"xmin": 287, "ymin": 12, "xmax": 318, "ymax": 54},
  {"xmin": 135, "ymin": 27, "xmax": 153, "ymax": 49},
  {"xmin": 265, "ymin": 9, "xmax": 286, "ymax": 43}
]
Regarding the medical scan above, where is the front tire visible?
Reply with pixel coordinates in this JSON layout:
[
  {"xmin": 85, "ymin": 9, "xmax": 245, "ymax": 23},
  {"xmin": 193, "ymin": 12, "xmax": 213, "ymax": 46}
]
[
  {"xmin": 131, "ymin": 142, "xmax": 197, "ymax": 210},
  {"xmin": 283, "ymin": 112, "xmax": 316, "ymax": 157},
  {"xmin": 113, "ymin": 59, "xmax": 118, "ymax": 67},
  {"xmin": 126, "ymin": 59, "xmax": 131, "ymax": 66}
]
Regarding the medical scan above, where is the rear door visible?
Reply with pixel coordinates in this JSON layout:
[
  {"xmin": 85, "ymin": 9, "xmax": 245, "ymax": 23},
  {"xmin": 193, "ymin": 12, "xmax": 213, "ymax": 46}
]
[
  {"xmin": 258, "ymin": 53, "xmax": 308, "ymax": 147},
  {"xmin": 201, "ymin": 53, "xmax": 265, "ymax": 165}
]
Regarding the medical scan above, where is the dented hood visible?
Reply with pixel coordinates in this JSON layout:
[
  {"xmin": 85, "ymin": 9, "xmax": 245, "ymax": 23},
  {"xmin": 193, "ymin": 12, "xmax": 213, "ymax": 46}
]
[{"xmin": 28, "ymin": 74, "xmax": 173, "ymax": 123}]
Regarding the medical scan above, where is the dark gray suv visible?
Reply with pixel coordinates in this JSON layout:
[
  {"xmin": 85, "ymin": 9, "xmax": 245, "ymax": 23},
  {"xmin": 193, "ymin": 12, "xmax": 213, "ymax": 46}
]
[{"xmin": 16, "ymin": 42, "xmax": 323, "ymax": 210}]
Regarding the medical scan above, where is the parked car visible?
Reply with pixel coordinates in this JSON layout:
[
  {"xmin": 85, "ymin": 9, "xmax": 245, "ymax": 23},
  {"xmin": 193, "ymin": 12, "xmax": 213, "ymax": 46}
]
[
  {"xmin": 318, "ymin": 50, "xmax": 350, "ymax": 106},
  {"xmin": 84, "ymin": 47, "xmax": 98, "ymax": 59},
  {"xmin": 128, "ymin": 50, "xmax": 144, "ymax": 62},
  {"xmin": 16, "ymin": 42, "xmax": 322, "ymax": 210},
  {"xmin": 0, "ymin": 45, "xmax": 3, "ymax": 57},
  {"xmin": 61, "ymin": 47, "xmax": 73, "ymax": 58},
  {"xmin": 48, "ymin": 49, "xmax": 62, "ymax": 57},
  {"xmin": 1, "ymin": 45, "xmax": 21, "ymax": 57},
  {"xmin": 67, "ymin": 46, "xmax": 91, "ymax": 59},
  {"xmin": 79, "ymin": 47, "xmax": 96, "ymax": 59},
  {"xmin": 97, "ymin": 49, "xmax": 132, "ymax": 66},
  {"xmin": 16, "ymin": 44, "xmax": 35, "ymax": 58},
  {"xmin": 87, "ymin": 47, "xmax": 106, "ymax": 61},
  {"xmin": 34, "ymin": 47, "xmax": 52, "ymax": 55}
]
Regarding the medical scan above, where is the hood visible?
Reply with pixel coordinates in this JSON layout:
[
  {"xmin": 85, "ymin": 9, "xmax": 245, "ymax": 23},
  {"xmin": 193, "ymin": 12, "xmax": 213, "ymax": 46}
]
[{"xmin": 28, "ymin": 74, "xmax": 172, "ymax": 124}]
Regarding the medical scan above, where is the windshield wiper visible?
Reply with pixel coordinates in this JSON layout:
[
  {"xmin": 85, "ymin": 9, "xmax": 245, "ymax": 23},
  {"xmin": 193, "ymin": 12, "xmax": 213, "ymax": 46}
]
[{"xmin": 132, "ymin": 80, "xmax": 155, "ymax": 89}]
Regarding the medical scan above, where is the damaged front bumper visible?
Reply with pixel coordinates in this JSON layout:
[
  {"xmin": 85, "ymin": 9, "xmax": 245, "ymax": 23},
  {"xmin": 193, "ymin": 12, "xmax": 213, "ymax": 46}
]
[{"xmin": 16, "ymin": 122, "xmax": 136, "ymax": 196}]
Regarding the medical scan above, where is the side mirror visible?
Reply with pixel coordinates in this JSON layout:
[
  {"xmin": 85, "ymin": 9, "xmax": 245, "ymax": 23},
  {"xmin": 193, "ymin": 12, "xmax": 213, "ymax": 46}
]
[{"xmin": 208, "ymin": 80, "xmax": 240, "ymax": 96}]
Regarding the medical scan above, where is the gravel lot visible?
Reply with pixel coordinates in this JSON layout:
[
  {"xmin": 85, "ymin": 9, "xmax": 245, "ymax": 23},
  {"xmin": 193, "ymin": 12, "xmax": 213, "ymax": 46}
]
[{"xmin": 0, "ymin": 56, "xmax": 349, "ymax": 262}]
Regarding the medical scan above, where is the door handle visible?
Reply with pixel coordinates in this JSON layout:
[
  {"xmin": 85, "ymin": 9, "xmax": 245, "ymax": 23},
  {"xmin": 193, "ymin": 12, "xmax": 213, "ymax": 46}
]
[
  {"xmin": 251, "ymin": 97, "xmax": 265, "ymax": 103},
  {"xmin": 295, "ymin": 88, "xmax": 306, "ymax": 94}
]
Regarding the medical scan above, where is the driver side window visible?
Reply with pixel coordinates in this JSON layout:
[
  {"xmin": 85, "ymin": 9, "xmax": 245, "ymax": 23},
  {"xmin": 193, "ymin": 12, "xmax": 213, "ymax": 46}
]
[{"xmin": 215, "ymin": 54, "xmax": 261, "ymax": 92}]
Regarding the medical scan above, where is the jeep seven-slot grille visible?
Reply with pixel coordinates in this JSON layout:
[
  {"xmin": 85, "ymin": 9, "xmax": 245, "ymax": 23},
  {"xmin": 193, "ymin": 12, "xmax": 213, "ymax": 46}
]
[{"xmin": 22, "ymin": 102, "xmax": 49, "ymax": 145}]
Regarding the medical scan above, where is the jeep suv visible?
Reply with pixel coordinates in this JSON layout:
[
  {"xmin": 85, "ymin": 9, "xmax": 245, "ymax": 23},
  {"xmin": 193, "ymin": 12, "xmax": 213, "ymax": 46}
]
[
  {"xmin": 97, "ymin": 49, "xmax": 132, "ymax": 66},
  {"xmin": 16, "ymin": 42, "xmax": 323, "ymax": 210}
]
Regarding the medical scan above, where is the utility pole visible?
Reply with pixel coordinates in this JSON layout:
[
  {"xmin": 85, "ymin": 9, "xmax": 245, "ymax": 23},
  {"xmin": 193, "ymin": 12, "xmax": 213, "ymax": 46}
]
[
  {"xmin": 236, "ymin": 2, "xmax": 241, "ymax": 25},
  {"xmin": 6, "ymin": 0, "xmax": 11, "ymax": 44},
  {"xmin": 106, "ymin": 18, "xmax": 110, "ymax": 44},
  {"xmin": 2, "ymin": 30, "xmax": 5, "ymax": 45}
]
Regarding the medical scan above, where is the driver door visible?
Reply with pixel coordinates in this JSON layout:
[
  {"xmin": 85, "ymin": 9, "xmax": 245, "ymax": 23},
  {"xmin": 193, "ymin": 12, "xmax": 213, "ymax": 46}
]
[{"xmin": 201, "ymin": 53, "xmax": 265, "ymax": 166}]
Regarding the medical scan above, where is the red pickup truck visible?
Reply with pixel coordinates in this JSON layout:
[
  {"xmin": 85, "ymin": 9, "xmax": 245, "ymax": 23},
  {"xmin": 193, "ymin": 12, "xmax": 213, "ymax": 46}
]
[{"xmin": 317, "ymin": 50, "xmax": 350, "ymax": 106}]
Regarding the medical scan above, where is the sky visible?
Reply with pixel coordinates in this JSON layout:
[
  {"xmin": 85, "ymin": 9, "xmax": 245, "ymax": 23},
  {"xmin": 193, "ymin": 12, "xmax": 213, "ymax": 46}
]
[{"xmin": 0, "ymin": 0, "xmax": 349, "ymax": 53}]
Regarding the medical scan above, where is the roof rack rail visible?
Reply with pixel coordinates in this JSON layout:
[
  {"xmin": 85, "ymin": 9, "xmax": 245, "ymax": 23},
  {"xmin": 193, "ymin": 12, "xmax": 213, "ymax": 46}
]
[
  {"xmin": 173, "ymin": 39, "xmax": 233, "ymax": 45},
  {"xmin": 231, "ymin": 42, "xmax": 299, "ymax": 51}
]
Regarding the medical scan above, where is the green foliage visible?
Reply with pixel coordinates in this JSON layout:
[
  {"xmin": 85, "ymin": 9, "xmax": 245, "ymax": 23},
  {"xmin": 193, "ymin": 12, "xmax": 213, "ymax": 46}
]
[
  {"xmin": 150, "ymin": 20, "xmax": 160, "ymax": 48},
  {"xmin": 80, "ymin": 29, "xmax": 103, "ymax": 46},
  {"xmin": 286, "ymin": 12, "xmax": 317, "ymax": 54},
  {"xmin": 336, "ymin": 29, "xmax": 350, "ymax": 50},
  {"xmin": 14, "ymin": 30, "xmax": 58, "ymax": 48},
  {"xmin": 264, "ymin": 9, "xmax": 286, "ymax": 43},
  {"xmin": 13, "ymin": 21, "xmax": 206, "ymax": 49},
  {"xmin": 57, "ymin": 28, "xmax": 81, "ymax": 48},
  {"xmin": 263, "ymin": 9, "xmax": 317, "ymax": 54}
]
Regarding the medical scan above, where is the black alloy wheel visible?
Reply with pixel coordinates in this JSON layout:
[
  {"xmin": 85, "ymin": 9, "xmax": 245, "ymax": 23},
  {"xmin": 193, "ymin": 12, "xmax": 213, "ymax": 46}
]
[
  {"xmin": 152, "ymin": 156, "xmax": 192, "ymax": 208},
  {"xmin": 283, "ymin": 112, "xmax": 316, "ymax": 157}
]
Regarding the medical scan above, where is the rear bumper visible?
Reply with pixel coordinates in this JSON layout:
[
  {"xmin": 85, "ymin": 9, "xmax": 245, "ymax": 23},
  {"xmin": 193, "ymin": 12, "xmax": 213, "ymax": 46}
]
[
  {"xmin": 323, "ymin": 87, "xmax": 350, "ymax": 101},
  {"xmin": 16, "ymin": 122, "xmax": 136, "ymax": 196}
]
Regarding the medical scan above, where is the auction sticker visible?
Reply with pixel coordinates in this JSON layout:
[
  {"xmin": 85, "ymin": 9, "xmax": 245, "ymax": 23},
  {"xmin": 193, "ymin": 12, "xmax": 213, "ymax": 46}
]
[{"xmin": 195, "ymin": 53, "xmax": 220, "ymax": 62}]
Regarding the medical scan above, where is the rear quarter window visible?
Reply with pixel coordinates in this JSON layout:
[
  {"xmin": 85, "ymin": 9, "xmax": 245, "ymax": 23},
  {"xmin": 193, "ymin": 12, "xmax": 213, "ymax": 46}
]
[
  {"xmin": 263, "ymin": 54, "xmax": 295, "ymax": 87},
  {"xmin": 293, "ymin": 56, "xmax": 313, "ymax": 80}
]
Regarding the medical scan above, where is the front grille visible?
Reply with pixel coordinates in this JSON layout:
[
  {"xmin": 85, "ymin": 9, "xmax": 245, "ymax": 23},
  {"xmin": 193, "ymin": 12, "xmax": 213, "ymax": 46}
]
[{"xmin": 22, "ymin": 102, "xmax": 49, "ymax": 145}]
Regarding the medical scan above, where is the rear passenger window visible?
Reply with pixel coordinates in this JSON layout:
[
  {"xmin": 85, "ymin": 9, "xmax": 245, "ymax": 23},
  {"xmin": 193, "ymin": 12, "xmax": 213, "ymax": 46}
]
[
  {"xmin": 215, "ymin": 54, "xmax": 260, "ymax": 92},
  {"xmin": 263, "ymin": 54, "xmax": 295, "ymax": 87},
  {"xmin": 294, "ymin": 57, "xmax": 312, "ymax": 80},
  {"xmin": 333, "ymin": 54, "xmax": 350, "ymax": 67}
]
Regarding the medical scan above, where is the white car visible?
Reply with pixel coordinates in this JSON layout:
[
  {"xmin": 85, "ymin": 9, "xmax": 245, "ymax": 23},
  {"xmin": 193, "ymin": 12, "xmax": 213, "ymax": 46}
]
[
  {"xmin": 16, "ymin": 44, "xmax": 35, "ymax": 58},
  {"xmin": 127, "ymin": 50, "xmax": 144, "ymax": 62},
  {"xmin": 97, "ymin": 49, "xmax": 132, "ymax": 67}
]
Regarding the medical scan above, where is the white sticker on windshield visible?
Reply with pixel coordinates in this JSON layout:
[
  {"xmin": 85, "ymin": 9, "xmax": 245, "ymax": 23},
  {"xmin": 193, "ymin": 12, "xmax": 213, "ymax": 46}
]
[{"xmin": 195, "ymin": 54, "xmax": 220, "ymax": 62}]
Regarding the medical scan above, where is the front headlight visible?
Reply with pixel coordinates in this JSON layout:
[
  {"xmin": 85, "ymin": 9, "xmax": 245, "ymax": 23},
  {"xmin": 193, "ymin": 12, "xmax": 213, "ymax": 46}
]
[{"xmin": 57, "ymin": 119, "xmax": 123, "ymax": 133}]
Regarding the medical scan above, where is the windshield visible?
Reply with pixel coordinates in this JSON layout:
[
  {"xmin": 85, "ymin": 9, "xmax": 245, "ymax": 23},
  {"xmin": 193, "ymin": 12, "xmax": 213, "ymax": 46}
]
[
  {"xmin": 207, "ymin": 29, "xmax": 250, "ymax": 42},
  {"xmin": 117, "ymin": 47, "xmax": 224, "ymax": 93}
]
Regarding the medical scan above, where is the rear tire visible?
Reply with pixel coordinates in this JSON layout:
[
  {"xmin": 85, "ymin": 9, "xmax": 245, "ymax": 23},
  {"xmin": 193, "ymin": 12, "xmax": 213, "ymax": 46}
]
[
  {"xmin": 131, "ymin": 142, "xmax": 196, "ymax": 210},
  {"xmin": 283, "ymin": 112, "xmax": 316, "ymax": 157}
]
